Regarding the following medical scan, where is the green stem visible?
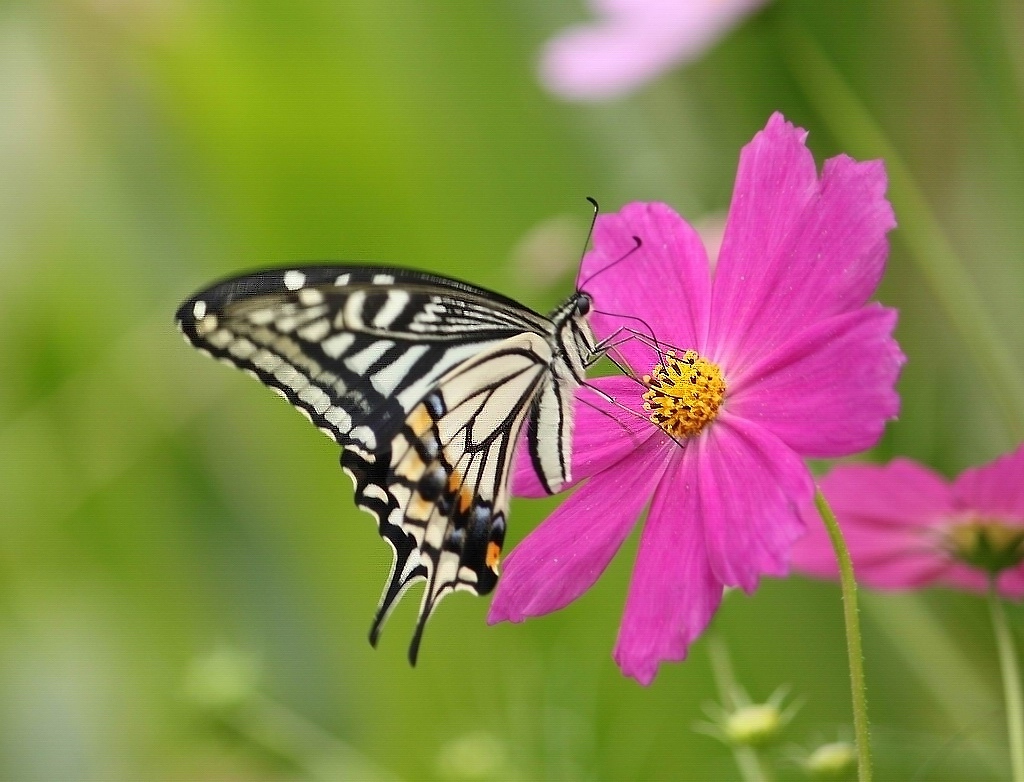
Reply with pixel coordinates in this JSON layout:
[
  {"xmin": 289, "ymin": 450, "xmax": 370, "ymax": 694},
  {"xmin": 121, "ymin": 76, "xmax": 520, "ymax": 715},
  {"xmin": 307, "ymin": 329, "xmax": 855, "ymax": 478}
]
[
  {"xmin": 706, "ymin": 635, "xmax": 774, "ymax": 782},
  {"xmin": 815, "ymin": 489, "xmax": 872, "ymax": 782},
  {"xmin": 989, "ymin": 584, "xmax": 1024, "ymax": 782},
  {"xmin": 780, "ymin": 20, "xmax": 1024, "ymax": 442},
  {"xmin": 734, "ymin": 746, "xmax": 772, "ymax": 782}
]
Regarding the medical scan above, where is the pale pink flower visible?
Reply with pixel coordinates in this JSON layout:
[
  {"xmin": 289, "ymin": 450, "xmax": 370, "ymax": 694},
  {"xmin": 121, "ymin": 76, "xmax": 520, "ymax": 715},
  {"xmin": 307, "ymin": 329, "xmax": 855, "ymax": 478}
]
[
  {"xmin": 791, "ymin": 446, "xmax": 1024, "ymax": 598},
  {"xmin": 541, "ymin": 0, "xmax": 770, "ymax": 101},
  {"xmin": 488, "ymin": 114, "xmax": 904, "ymax": 684}
]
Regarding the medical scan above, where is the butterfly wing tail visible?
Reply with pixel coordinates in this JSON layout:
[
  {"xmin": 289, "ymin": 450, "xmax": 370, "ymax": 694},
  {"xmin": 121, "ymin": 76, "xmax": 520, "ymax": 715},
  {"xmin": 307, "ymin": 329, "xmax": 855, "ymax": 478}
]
[{"xmin": 341, "ymin": 448, "xmax": 426, "ymax": 648}]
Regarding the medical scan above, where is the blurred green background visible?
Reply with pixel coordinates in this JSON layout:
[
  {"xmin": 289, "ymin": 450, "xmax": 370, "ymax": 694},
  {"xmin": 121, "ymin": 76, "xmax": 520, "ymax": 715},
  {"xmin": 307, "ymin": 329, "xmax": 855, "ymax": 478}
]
[{"xmin": 2, "ymin": 1, "xmax": 1023, "ymax": 779}]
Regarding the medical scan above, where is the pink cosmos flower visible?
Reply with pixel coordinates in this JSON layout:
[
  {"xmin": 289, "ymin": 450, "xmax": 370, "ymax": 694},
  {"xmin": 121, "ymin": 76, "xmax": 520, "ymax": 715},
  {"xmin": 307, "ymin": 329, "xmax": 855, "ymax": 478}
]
[
  {"xmin": 541, "ymin": 0, "xmax": 770, "ymax": 101},
  {"xmin": 488, "ymin": 113, "xmax": 904, "ymax": 685},
  {"xmin": 791, "ymin": 446, "xmax": 1024, "ymax": 598}
]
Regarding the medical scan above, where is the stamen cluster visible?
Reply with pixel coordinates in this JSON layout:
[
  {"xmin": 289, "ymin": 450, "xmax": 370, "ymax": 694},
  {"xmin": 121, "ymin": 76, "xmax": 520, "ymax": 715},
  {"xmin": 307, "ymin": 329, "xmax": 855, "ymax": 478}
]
[
  {"xmin": 943, "ymin": 518, "xmax": 1024, "ymax": 574},
  {"xmin": 642, "ymin": 350, "xmax": 726, "ymax": 439}
]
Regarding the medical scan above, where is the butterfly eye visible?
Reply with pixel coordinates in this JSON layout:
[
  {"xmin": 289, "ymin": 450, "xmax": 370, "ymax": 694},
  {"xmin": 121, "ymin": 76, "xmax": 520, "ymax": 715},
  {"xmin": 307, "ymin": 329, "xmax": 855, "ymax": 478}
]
[{"xmin": 574, "ymin": 294, "xmax": 592, "ymax": 317}]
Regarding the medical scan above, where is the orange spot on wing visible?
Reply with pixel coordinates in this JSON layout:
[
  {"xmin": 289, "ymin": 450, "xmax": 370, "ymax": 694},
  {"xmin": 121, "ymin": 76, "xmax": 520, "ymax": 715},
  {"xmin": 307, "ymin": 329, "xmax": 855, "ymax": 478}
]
[
  {"xmin": 446, "ymin": 469, "xmax": 474, "ymax": 513},
  {"xmin": 395, "ymin": 446, "xmax": 425, "ymax": 481},
  {"xmin": 486, "ymin": 542, "xmax": 501, "ymax": 572},
  {"xmin": 447, "ymin": 470, "xmax": 462, "ymax": 493},
  {"xmin": 408, "ymin": 404, "xmax": 434, "ymax": 437}
]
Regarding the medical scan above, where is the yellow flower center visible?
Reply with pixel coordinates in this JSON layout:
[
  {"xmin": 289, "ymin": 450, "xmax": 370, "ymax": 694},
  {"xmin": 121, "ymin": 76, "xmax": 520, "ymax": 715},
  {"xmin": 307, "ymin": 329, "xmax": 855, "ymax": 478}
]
[
  {"xmin": 642, "ymin": 349, "xmax": 726, "ymax": 439},
  {"xmin": 943, "ymin": 518, "xmax": 1024, "ymax": 574}
]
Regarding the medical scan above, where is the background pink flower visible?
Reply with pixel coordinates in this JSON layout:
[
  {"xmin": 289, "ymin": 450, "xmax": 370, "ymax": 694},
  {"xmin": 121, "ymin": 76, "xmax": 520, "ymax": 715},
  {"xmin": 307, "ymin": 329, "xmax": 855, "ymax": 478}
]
[
  {"xmin": 489, "ymin": 113, "xmax": 904, "ymax": 684},
  {"xmin": 541, "ymin": 0, "xmax": 770, "ymax": 101},
  {"xmin": 791, "ymin": 446, "xmax": 1024, "ymax": 598}
]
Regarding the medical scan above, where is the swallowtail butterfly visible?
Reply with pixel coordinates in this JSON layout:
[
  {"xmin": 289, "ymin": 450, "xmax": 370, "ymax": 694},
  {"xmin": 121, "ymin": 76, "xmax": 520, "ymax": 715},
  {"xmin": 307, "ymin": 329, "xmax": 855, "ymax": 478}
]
[{"xmin": 176, "ymin": 264, "xmax": 603, "ymax": 662}]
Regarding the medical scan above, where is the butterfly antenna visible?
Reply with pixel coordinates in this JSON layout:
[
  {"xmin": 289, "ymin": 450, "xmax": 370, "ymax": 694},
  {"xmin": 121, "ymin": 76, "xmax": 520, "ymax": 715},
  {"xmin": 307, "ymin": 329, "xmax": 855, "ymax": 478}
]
[
  {"xmin": 571, "ymin": 197, "xmax": 602, "ymax": 291},
  {"xmin": 577, "ymin": 235, "xmax": 643, "ymax": 291}
]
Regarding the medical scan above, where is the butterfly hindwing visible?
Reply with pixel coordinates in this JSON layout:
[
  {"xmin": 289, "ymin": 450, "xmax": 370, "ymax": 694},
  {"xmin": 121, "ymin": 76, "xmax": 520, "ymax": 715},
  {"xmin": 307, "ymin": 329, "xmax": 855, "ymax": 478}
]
[{"xmin": 341, "ymin": 333, "xmax": 551, "ymax": 662}]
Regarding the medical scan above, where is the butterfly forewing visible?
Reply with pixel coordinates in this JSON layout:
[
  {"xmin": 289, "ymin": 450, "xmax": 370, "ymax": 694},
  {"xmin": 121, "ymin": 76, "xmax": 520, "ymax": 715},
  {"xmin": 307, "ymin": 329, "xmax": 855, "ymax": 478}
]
[
  {"xmin": 176, "ymin": 264, "xmax": 597, "ymax": 662},
  {"xmin": 176, "ymin": 267, "xmax": 550, "ymax": 452}
]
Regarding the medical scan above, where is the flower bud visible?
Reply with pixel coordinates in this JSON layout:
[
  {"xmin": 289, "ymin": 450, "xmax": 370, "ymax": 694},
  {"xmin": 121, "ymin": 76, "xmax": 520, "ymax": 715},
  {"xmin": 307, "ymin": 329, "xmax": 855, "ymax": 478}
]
[
  {"xmin": 724, "ymin": 703, "xmax": 784, "ymax": 747},
  {"xmin": 803, "ymin": 741, "xmax": 856, "ymax": 779},
  {"xmin": 944, "ymin": 519, "xmax": 1024, "ymax": 574}
]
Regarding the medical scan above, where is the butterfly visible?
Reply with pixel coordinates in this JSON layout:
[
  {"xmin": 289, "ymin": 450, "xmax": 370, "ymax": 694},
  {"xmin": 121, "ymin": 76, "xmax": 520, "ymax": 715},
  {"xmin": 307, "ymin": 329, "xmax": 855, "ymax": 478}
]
[{"xmin": 175, "ymin": 264, "xmax": 604, "ymax": 662}]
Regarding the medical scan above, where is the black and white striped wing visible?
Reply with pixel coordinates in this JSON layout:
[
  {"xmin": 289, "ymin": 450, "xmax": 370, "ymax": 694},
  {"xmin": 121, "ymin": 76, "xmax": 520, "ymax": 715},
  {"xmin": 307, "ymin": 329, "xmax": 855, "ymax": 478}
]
[
  {"xmin": 175, "ymin": 265, "xmax": 558, "ymax": 661},
  {"xmin": 342, "ymin": 332, "xmax": 553, "ymax": 663},
  {"xmin": 175, "ymin": 266, "xmax": 551, "ymax": 455}
]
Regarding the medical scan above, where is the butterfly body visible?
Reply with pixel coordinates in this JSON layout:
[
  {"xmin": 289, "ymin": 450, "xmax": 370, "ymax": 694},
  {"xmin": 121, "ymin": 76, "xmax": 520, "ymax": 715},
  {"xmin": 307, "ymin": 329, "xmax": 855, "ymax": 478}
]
[{"xmin": 176, "ymin": 265, "xmax": 599, "ymax": 662}]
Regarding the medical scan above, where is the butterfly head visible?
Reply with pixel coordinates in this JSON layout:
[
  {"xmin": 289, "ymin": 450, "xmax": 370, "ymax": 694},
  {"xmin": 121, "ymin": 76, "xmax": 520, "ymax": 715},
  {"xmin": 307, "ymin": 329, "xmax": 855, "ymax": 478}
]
[{"xmin": 549, "ymin": 290, "xmax": 599, "ymax": 384}]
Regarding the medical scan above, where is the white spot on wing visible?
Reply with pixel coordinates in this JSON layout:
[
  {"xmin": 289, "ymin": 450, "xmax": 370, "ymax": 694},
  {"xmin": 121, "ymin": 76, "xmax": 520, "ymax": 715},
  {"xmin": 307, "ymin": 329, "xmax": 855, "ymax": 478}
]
[
  {"xmin": 394, "ymin": 341, "xmax": 497, "ymax": 410},
  {"xmin": 373, "ymin": 290, "xmax": 411, "ymax": 329},
  {"xmin": 299, "ymin": 385, "xmax": 332, "ymax": 415},
  {"xmin": 275, "ymin": 364, "xmax": 309, "ymax": 392},
  {"xmin": 372, "ymin": 273, "xmax": 395, "ymax": 284},
  {"xmin": 298, "ymin": 288, "xmax": 324, "ymax": 306},
  {"xmin": 362, "ymin": 482, "xmax": 388, "ymax": 502},
  {"xmin": 425, "ymin": 518, "xmax": 444, "ymax": 550},
  {"xmin": 196, "ymin": 314, "xmax": 219, "ymax": 337},
  {"xmin": 284, "ymin": 270, "xmax": 306, "ymax": 290},
  {"xmin": 345, "ymin": 340, "xmax": 395, "ymax": 375},
  {"xmin": 351, "ymin": 425, "xmax": 378, "ymax": 450},
  {"xmin": 247, "ymin": 309, "xmax": 276, "ymax": 326},
  {"xmin": 322, "ymin": 332, "xmax": 355, "ymax": 359},
  {"xmin": 346, "ymin": 444, "xmax": 374, "ymax": 462},
  {"xmin": 370, "ymin": 344, "xmax": 429, "ymax": 396},
  {"xmin": 192, "ymin": 300, "xmax": 207, "ymax": 319},
  {"xmin": 325, "ymin": 406, "xmax": 353, "ymax": 433},
  {"xmin": 341, "ymin": 291, "xmax": 367, "ymax": 328},
  {"xmin": 229, "ymin": 338, "xmax": 257, "ymax": 359},
  {"xmin": 253, "ymin": 349, "xmax": 284, "ymax": 373},
  {"xmin": 208, "ymin": 328, "xmax": 233, "ymax": 348},
  {"xmin": 297, "ymin": 318, "xmax": 331, "ymax": 343},
  {"xmin": 335, "ymin": 273, "xmax": 351, "ymax": 286}
]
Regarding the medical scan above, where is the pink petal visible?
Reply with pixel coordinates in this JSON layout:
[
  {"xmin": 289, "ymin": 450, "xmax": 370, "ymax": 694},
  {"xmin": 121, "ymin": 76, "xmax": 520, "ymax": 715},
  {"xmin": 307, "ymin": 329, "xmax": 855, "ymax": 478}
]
[
  {"xmin": 709, "ymin": 115, "xmax": 896, "ymax": 377},
  {"xmin": 580, "ymin": 202, "xmax": 712, "ymax": 374},
  {"xmin": 540, "ymin": 22, "xmax": 693, "ymax": 101},
  {"xmin": 943, "ymin": 562, "xmax": 1001, "ymax": 595},
  {"xmin": 995, "ymin": 568, "xmax": 1024, "ymax": 600},
  {"xmin": 512, "ymin": 376, "xmax": 656, "ymax": 498},
  {"xmin": 727, "ymin": 304, "xmax": 904, "ymax": 458},
  {"xmin": 540, "ymin": 1, "xmax": 767, "ymax": 101},
  {"xmin": 613, "ymin": 455, "xmax": 723, "ymax": 685},
  {"xmin": 952, "ymin": 443, "xmax": 1024, "ymax": 520},
  {"xmin": 489, "ymin": 444, "xmax": 668, "ymax": 624},
  {"xmin": 792, "ymin": 515, "xmax": 949, "ymax": 589},
  {"xmin": 694, "ymin": 413, "xmax": 812, "ymax": 591},
  {"xmin": 818, "ymin": 460, "xmax": 954, "ymax": 525},
  {"xmin": 790, "ymin": 461, "xmax": 957, "ymax": 589}
]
